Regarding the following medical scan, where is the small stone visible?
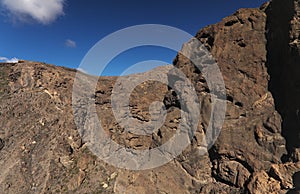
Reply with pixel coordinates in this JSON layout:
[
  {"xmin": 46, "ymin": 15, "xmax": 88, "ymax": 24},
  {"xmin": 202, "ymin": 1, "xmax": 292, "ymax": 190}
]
[
  {"xmin": 59, "ymin": 156, "xmax": 73, "ymax": 169},
  {"xmin": 5, "ymin": 183, "xmax": 10, "ymax": 189},
  {"xmin": 77, "ymin": 170, "xmax": 85, "ymax": 186},
  {"xmin": 110, "ymin": 172, "xmax": 118, "ymax": 180},
  {"xmin": 102, "ymin": 182, "xmax": 108, "ymax": 189}
]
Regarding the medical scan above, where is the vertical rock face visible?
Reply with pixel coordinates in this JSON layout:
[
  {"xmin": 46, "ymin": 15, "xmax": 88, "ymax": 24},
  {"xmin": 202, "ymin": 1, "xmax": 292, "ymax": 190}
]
[
  {"xmin": 165, "ymin": 0, "xmax": 300, "ymax": 192},
  {"xmin": 166, "ymin": 4, "xmax": 290, "ymax": 192},
  {"xmin": 266, "ymin": 0, "xmax": 300, "ymax": 162},
  {"xmin": 0, "ymin": 1, "xmax": 300, "ymax": 193}
]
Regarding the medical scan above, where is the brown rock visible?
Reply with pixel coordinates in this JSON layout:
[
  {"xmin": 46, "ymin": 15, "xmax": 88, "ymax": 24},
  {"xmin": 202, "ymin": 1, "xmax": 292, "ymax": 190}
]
[
  {"xmin": 269, "ymin": 162, "xmax": 300, "ymax": 189},
  {"xmin": 1, "ymin": 0, "xmax": 300, "ymax": 193},
  {"xmin": 247, "ymin": 171, "xmax": 282, "ymax": 194},
  {"xmin": 213, "ymin": 160, "xmax": 250, "ymax": 187}
]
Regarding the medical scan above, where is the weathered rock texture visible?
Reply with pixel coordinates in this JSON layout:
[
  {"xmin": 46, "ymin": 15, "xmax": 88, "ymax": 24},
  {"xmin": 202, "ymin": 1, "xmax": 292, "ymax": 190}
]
[
  {"xmin": 0, "ymin": 0, "xmax": 300, "ymax": 193},
  {"xmin": 266, "ymin": 0, "xmax": 300, "ymax": 162}
]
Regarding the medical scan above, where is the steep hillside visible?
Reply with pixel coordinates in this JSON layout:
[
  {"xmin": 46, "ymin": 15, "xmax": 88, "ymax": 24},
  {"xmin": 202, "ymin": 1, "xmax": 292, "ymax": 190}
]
[{"xmin": 0, "ymin": 0, "xmax": 300, "ymax": 193}]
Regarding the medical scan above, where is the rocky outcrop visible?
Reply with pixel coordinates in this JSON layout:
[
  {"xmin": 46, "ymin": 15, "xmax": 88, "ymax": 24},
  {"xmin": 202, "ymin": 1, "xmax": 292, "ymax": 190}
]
[
  {"xmin": 0, "ymin": 0, "xmax": 300, "ymax": 193},
  {"xmin": 266, "ymin": 0, "xmax": 300, "ymax": 162}
]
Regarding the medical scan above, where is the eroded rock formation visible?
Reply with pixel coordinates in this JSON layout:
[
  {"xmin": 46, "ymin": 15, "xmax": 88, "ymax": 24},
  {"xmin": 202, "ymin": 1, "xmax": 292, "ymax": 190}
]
[{"xmin": 0, "ymin": 0, "xmax": 300, "ymax": 193}]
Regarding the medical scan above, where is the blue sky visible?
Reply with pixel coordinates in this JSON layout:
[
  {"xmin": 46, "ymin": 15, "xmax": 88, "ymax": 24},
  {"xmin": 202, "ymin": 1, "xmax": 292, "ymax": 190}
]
[{"xmin": 0, "ymin": 0, "xmax": 266, "ymax": 76}]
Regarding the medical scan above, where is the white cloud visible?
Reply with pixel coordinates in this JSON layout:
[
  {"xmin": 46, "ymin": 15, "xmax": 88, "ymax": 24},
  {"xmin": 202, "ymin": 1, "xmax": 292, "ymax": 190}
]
[
  {"xmin": 0, "ymin": 56, "xmax": 19, "ymax": 63},
  {"xmin": 1, "ymin": 0, "xmax": 65, "ymax": 24},
  {"xmin": 65, "ymin": 39, "xmax": 76, "ymax": 48}
]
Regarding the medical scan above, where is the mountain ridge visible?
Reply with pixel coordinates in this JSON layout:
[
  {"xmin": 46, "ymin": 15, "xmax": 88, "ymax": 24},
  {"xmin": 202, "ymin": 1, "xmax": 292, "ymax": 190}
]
[{"xmin": 1, "ymin": 0, "xmax": 300, "ymax": 193}]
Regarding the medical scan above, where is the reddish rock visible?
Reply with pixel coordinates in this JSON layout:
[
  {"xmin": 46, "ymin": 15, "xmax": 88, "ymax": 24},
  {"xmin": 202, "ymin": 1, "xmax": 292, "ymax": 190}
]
[{"xmin": 1, "ymin": 0, "xmax": 300, "ymax": 193}]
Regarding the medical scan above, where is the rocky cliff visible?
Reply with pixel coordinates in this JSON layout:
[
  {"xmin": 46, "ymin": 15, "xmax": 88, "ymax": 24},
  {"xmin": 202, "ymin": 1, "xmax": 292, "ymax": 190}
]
[{"xmin": 0, "ymin": 0, "xmax": 300, "ymax": 193}]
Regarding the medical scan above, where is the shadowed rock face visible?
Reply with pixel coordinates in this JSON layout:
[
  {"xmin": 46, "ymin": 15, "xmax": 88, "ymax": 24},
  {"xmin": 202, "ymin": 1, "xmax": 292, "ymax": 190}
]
[
  {"xmin": 266, "ymin": 0, "xmax": 300, "ymax": 162},
  {"xmin": 0, "ymin": 0, "xmax": 300, "ymax": 193}
]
